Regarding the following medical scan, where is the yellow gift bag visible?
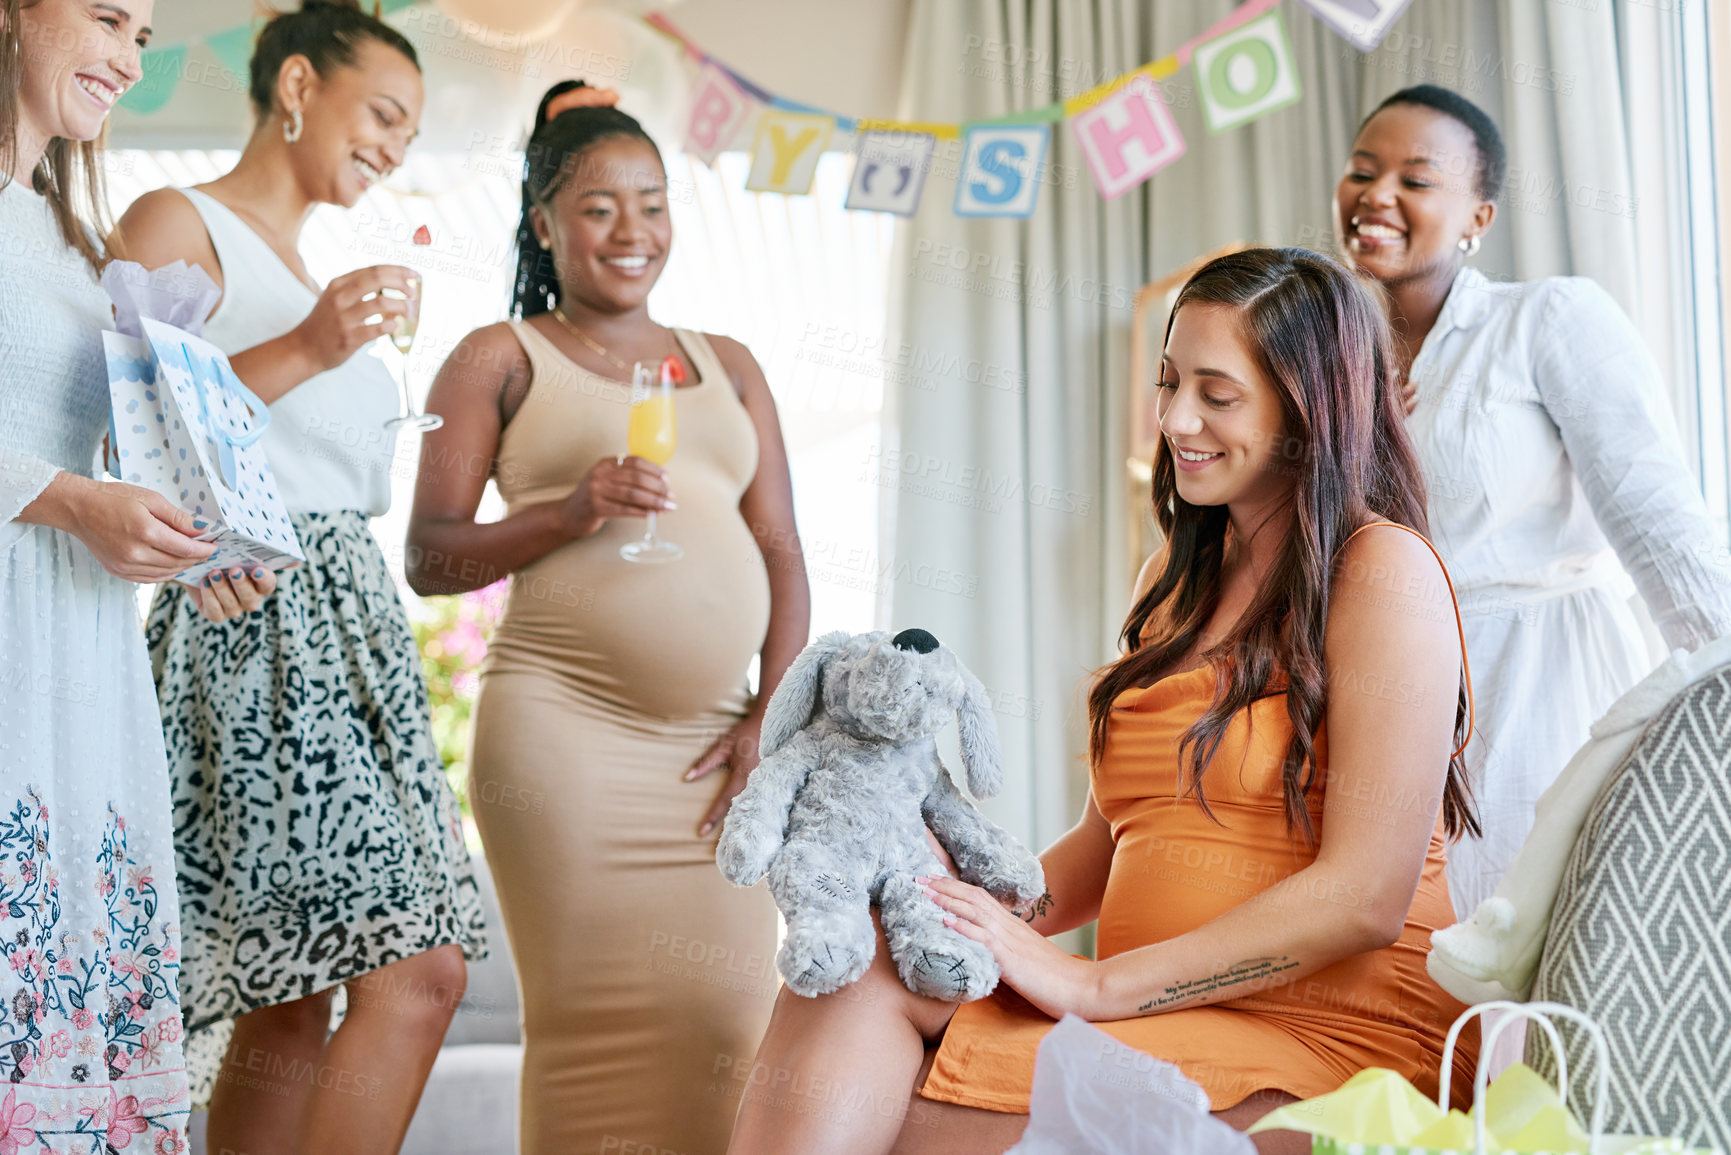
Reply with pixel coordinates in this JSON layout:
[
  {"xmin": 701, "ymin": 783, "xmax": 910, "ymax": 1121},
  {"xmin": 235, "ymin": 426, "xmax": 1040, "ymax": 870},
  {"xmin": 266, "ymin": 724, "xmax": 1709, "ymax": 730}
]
[{"xmin": 1249, "ymin": 1001, "xmax": 1723, "ymax": 1155}]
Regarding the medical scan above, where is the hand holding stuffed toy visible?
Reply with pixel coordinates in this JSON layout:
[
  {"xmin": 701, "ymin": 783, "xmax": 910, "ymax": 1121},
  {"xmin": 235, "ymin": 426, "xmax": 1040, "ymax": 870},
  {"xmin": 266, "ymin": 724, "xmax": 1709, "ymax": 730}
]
[{"xmin": 716, "ymin": 628, "xmax": 1046, "ymax": 1001}]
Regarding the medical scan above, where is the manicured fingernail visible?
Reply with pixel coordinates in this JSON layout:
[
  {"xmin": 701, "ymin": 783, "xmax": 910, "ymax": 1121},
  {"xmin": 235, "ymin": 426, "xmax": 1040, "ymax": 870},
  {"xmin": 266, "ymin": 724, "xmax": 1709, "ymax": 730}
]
[
  {"xmin": 204, "ymin": 572, "xmax": 219, "ymax": 586},
  {"xmin": 699, "ymin": 823, "xmax": 714, "ymax": 836},
  {"xmin": 229, "ymin": 567, "xmax": 244, "ymax": 579},
  {"xmin": 250, "ymin": 567, "xmax": 265, "ymax": 579},
  {"xmin": 942, "ymin": 915, "xmax": 956, "ymax": 926},
  {"xmin": 913, "ymin": 875, "xmax": 930, "ymax": 884}
]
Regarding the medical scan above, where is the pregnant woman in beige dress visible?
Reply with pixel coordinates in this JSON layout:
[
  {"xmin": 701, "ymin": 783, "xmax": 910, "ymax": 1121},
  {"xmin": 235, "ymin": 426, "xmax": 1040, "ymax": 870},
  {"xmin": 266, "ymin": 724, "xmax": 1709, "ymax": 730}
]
[{"xmin": 406, "ymin": 80, "xmax": 810, "ymax": 1153}]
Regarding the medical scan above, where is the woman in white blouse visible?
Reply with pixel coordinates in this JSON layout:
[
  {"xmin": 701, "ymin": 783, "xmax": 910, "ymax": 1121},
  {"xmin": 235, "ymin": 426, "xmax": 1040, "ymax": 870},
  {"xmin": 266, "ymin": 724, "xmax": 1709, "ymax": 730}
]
[{"xmin": 1334, "ymin": 84, "xmax": 1731, "ymax": 919}]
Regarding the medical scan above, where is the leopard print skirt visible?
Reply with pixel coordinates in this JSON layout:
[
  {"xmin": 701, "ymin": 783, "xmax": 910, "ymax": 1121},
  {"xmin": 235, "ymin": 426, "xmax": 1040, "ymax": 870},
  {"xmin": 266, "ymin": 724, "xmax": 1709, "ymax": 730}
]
[{"xmin": 146, "ymin": 510, "xmax": 486, "ymax": 1104}]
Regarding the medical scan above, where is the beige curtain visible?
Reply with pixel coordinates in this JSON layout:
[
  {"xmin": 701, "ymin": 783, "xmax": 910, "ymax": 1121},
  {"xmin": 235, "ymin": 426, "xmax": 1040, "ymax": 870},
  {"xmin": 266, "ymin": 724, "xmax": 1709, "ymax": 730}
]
[{"xmin": 887, "ymin": 0, "xmax": 1684, "ymax": 851}]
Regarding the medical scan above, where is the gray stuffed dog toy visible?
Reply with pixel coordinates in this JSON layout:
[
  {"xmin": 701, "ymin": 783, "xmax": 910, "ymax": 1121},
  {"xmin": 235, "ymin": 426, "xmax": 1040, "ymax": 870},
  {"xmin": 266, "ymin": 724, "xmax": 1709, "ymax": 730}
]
[{"xmin": 716, "ymin": 628, "xmax": 1045, "ymax": 1001}]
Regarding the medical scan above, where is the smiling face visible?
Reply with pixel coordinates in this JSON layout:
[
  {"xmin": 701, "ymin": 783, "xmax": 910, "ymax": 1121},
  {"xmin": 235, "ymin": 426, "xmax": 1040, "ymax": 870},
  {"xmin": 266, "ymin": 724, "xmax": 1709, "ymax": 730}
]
[
  {"xmin": 14, "ymin": 0, "xmax": 152, "ymax": 157},
  {"xmin": 277, "ymin": 37, "xmax": 421, "ymax": 208},
  {"xmin": 533, "ymin": 135, "xmax": 671, "ymax": 315},
  {"xmin": 1335, "ymin": 102, "xmax": 1495, "ymax": 289},
  {"xmin": 1156, "ymin": 303, "xmax": 1293, "ymax": 515}
]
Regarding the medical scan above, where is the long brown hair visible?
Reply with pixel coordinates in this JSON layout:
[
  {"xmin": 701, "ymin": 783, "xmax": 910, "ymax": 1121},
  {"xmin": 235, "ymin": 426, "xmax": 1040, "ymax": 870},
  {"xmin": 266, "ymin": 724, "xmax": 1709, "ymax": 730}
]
[
  {"xmin": 0, "ymin": 0, "xmax": 115, "ymax": 269},
  {"xmin": 1089, "ymin": 248, "xmax": 1476, "ymax": 841}
]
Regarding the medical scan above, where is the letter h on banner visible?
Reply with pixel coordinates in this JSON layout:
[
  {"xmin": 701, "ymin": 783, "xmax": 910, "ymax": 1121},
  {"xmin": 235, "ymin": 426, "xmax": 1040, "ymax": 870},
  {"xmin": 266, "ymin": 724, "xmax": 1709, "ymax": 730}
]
[{"xmin": 1071, "ymin": 76, "xmax": 1185, "ymax": 200}]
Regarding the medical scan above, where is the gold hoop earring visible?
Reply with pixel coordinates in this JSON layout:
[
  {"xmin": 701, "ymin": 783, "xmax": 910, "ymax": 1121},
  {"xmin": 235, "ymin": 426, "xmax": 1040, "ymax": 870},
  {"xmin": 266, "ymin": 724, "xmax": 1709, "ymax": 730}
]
[{"xmin": 283, "ymin": 110, "xmax": 303, "ymax": 144}]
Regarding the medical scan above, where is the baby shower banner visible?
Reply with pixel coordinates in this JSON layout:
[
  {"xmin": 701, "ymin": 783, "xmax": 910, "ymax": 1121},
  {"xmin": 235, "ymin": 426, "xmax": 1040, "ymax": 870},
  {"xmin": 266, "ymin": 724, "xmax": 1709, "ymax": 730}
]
[
  {"xmin": 645, "ymin": 0, "xmax": 1380, "ymax": 218},
  {"xmin": 121, "ymin": 0, "xmax": 1420, "ymax": 220}
]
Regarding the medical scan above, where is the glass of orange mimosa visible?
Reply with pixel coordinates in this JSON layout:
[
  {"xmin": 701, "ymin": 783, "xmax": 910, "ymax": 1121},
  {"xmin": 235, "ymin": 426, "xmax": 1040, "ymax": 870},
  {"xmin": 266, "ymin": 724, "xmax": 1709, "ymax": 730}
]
[{"xmin": 620, "ymin": 357, "xmax": 682, "ymax": 563}]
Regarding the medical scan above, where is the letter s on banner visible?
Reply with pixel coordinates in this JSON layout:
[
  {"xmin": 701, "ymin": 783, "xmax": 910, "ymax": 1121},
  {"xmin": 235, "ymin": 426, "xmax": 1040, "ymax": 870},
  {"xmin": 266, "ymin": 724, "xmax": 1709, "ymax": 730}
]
[{"xmin": 954, "ymin": 124, "xmax": 1050, "ymax": 218}]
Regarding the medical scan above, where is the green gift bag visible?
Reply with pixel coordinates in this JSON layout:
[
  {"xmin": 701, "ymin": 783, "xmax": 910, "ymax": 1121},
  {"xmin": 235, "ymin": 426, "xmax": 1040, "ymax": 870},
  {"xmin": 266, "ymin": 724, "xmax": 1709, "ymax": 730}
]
[{"xmin": 1249, "ymin": 1002, "xmax": 1723, "ymax": 1155}]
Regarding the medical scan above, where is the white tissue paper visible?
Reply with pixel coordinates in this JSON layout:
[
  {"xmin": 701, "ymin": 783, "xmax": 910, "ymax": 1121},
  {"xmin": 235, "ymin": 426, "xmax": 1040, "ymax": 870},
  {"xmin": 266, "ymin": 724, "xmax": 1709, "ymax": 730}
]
[
  {"xmin": 103, "ymin": 258, "xmax": 222, "ymax": 338},
  {"xmin": 1006, "ymin": 1015, "xmax": 1257, "ymax": 1155}
]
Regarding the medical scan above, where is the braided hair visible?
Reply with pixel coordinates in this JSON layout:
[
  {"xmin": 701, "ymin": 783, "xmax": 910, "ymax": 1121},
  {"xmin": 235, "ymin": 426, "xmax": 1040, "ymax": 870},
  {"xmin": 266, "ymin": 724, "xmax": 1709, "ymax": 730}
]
[{"xmin": 511, "ymin": 80, "xmax": 662, "ymax": 320}]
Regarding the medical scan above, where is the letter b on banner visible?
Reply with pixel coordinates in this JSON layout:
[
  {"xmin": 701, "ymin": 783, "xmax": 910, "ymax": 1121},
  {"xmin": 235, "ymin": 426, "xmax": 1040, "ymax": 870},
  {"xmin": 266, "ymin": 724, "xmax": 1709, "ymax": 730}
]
[{"xmin": 684, "ymin": 63, "xmax": 755, "ymax": 166}]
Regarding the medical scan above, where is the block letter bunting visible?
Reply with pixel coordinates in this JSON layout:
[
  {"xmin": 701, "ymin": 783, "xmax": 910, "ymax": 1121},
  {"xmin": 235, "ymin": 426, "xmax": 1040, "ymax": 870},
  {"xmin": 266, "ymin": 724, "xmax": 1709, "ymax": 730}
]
[
  {"xmin": 846, "ymin": 132, "xmax": 936, "ymax": 216},
  {"xmin": 1070, "ymin": 74, "xmax": 1186, "ymax": 200},
  {"xmin": 684, "ymin": 62, "xmax": 757, "ymax": 166},
  {"xmin": 1194, "ymin": 9, "xmax": 1301, "ymax": 135},
  {"xmin": 130, "ymin": 1, "xmax": 1383, "ymax": 219},
  {"xmin": 954, "ymin": 125, "xmax": 1050, "ymax": 218},
  {"xmin": 746, "ymin": 110, "xmax": 833, "ymax": 195},
  {"xmin": 1295, "ymin": 0, "xmax": 1418, "ymax": 53}
]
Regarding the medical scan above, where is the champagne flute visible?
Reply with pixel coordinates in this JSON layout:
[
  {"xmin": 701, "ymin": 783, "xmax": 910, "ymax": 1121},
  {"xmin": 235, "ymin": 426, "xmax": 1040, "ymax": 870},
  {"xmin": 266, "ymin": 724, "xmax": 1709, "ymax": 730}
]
[
  {"xmin": 620, "ymin": 358, "xmax": 682, "ymax": 563},
  {"xmin": 383, "ymin": 281, "xmax": 442, "ymax": 432}
]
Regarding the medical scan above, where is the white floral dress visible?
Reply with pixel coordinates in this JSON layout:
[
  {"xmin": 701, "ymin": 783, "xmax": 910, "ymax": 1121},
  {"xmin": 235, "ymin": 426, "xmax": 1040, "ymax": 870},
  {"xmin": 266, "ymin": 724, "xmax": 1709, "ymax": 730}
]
[{"xmin": 0, "ymin": 178, "xmax": 190, "ymax": 1153}]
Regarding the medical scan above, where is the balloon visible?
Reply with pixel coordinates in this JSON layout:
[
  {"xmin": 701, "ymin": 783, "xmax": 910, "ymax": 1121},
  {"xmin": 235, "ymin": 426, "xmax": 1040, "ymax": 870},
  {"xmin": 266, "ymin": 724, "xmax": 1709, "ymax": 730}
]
[{"xmin": 431, "ymin": 0, "xmax": 579, "ymax": 49}]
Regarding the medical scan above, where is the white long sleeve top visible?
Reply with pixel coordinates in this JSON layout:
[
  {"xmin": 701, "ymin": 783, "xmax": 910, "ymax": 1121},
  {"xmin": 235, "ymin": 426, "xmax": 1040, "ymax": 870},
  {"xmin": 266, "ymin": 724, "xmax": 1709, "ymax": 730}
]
[{"xmin": 1406, "ymin": 265, "xmax": 1731, "ymax": 650}]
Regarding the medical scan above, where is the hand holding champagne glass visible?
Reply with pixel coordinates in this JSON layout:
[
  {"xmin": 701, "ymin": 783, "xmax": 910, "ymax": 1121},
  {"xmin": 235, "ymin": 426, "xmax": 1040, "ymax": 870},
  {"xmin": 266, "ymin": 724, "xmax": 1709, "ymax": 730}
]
[
  {"xmin": 620, "ymin": 356, "xmax": 682, "ymax": 563},
  {"xmin": 384, "ymin": 225, "xmax": 441, "ymax": 431}
]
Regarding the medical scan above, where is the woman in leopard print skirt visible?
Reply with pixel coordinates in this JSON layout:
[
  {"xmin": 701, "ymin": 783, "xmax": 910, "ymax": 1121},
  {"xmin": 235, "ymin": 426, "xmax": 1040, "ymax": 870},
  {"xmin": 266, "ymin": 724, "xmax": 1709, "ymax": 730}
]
[{"xmin": 112, "ymin": 5, "xmax": 484, "ymax": 1153}]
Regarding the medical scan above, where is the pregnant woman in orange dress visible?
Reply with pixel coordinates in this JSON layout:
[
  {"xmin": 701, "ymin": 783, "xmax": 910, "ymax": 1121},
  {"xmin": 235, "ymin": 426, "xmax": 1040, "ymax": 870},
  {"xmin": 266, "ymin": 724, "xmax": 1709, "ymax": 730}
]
[{"xmin": 728, "ymin": 248, "xmax": 1480, "ymax": 1154}]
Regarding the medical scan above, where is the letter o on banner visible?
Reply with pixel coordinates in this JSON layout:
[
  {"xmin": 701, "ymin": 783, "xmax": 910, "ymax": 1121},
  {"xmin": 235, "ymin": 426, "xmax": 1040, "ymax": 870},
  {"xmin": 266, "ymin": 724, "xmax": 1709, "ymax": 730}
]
[
  {"xmin": 1193, "ymin": 10, "xmax": 1303, "ymax": 134},
  {"xmin": 434, "ymin": 0, "xmax": 578, "ymax": 46}
]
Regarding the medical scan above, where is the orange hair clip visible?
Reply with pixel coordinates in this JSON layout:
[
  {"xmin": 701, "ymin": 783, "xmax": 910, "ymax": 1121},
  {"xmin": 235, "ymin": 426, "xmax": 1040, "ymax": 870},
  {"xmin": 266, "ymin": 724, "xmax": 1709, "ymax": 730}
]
[{"xmin": 545, "ymin": 85, "xmax": 623, "ymax": 121}]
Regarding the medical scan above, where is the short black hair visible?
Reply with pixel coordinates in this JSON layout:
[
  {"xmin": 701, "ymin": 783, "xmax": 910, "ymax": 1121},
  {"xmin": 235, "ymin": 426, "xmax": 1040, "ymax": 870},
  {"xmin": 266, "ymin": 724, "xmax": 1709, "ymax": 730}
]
[
  {"xmin": 511, "ymin": 80, "xmax": 664, "ymax": 320},
  {"xmin": 249, "ymin": 1, "xmax": 420, "ymax": 121},
  {"xmin": 1363, "ymin": 84, "xmax": 1506, "ymax": 202}
]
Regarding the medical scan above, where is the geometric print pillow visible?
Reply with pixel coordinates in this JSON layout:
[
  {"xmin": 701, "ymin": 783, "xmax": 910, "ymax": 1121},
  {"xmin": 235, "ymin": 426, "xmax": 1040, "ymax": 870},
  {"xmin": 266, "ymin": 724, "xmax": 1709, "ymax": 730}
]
[{"xmin": 1529, "ymin": 658, "xmax": 1731, "ymax": 1151}]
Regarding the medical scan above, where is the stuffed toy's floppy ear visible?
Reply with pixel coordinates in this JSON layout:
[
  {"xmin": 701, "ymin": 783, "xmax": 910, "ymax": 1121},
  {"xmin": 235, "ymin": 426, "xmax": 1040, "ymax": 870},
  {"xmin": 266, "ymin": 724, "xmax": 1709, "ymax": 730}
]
[
  {"xmin": 955, "ymin": 666, "xmax": 1004, "ymax": 798},
  {"xmin": 759, "ymin": 631, "xmax": 851, "ymax": 756}
]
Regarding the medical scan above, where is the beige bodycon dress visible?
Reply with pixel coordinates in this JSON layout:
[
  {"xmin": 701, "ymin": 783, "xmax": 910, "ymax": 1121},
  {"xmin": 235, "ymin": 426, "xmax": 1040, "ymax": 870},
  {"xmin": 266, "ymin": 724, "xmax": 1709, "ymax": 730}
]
[{"xmin": 469, "ymin": 322, "xmax": 779, "ymax": 1154}]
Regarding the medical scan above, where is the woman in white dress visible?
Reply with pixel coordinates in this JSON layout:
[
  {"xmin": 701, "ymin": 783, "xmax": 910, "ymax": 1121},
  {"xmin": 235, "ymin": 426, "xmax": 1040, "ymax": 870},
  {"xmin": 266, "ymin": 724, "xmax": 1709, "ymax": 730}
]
[
  {"xmin": 1333, "ymin": 84, "xmax": 1731, "ymax": 918},
  {"xmin": 109, "ymin": 4, "xmax": 485, "ymax": 1154},
  {"xmin": 0, "ymin": 0, "xmax": 263, "ymax": 1148}
]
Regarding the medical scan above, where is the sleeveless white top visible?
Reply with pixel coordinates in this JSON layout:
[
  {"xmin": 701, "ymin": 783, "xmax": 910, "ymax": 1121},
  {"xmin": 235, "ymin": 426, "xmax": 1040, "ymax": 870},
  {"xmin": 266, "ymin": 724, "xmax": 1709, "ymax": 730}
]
[{"xmin": 180, "ymin": 187, "xmax": 397, "ymax": 516}]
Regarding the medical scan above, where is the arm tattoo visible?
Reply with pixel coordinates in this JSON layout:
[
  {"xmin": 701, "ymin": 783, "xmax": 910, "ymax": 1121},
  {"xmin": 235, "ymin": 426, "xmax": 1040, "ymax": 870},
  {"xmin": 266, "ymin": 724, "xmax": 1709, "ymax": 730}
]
[
  {"xmin": 1021, "ymin": 890, "xmax": 1055, "ymax": 924},
  {"xmin": 1136, "ymin": 956, "xmax": 1299, "ymax": 1015}
]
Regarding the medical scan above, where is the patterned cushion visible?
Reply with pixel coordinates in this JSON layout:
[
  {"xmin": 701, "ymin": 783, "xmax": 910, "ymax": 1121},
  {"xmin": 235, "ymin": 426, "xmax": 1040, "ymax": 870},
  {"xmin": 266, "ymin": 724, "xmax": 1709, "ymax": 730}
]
[{"xmin": 1529, "ymin": 659, "xmax": 1731, "ymax": 1151}]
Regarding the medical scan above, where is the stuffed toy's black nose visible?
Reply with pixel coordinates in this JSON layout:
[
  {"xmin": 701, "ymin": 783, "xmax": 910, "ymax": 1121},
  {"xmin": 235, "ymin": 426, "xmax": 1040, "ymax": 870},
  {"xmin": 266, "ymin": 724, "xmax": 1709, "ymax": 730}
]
[{"xmin": 892, "ymin": 628, "xmax": 939, "ymax": 654}]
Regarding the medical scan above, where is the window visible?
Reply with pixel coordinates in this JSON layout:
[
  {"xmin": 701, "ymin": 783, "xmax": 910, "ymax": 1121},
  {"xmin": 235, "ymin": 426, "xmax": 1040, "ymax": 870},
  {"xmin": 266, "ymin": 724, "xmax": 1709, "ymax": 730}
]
[{"xmin": 105, "ymin": 148, "xmax": 899, "ymax": 636}]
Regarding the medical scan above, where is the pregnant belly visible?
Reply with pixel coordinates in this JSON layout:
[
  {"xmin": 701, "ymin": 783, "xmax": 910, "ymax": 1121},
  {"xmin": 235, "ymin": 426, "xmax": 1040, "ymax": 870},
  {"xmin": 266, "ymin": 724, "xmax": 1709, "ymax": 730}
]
[
  {"xmin": 1096, "ymin": 811, "xmax": 1316, "ymax": 959},
  {"xmin": 487, "ymin": 506, "xmax": 772, "ymax": 719}
]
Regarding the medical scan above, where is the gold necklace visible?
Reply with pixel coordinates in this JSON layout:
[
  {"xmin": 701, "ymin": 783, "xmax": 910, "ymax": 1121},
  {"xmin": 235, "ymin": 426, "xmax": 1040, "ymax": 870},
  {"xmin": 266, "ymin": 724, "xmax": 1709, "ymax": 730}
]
[{"xmin": 551, "ymin": 306, "xmax": 630, "ymax": 371}]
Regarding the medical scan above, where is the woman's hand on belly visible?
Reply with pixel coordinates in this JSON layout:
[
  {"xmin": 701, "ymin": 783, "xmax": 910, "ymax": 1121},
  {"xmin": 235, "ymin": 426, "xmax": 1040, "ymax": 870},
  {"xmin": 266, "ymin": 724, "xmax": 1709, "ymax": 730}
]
[
  {"xmin": 917, "ymin": 875, "xmax": 1098, "ymax": 1020},
  {"xmin": 685, "ymin": 710, "xmax": 765, "ymax": 838}
]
